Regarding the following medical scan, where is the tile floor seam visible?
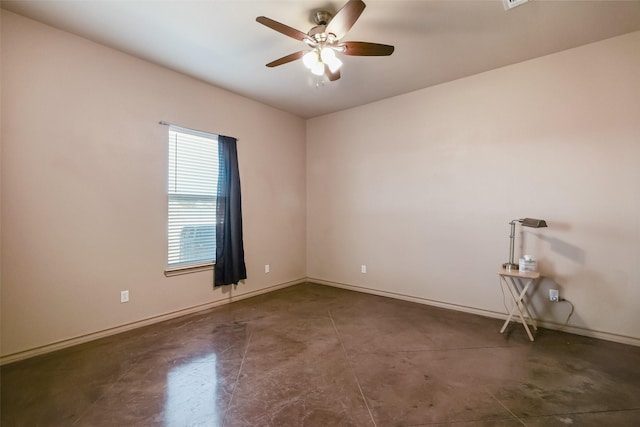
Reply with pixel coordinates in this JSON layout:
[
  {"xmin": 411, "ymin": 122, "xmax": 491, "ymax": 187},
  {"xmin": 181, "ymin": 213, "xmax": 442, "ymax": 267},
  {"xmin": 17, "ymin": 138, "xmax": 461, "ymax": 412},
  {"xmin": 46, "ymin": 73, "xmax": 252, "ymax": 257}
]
[
  {"xmin": 347, "ymin": 344, "xmax": 519, "ymax": 356},
  {"xmin": 328, "ymin": 309, "xmax": 378, "ymax": 427},
  {"xmin": 403, "ymin": 414, "xmax": 529, "ymax": 426},
  {"xmin": 484, "ymin": 387, "xmax": 528, "ymax": 426},
  {"xmin": 221, "ymin": 330, "xmax": 253, "ymax": 427},
  {"xmin": 521, "ymin": 407, "xmax": 640, "ymax": 421}
]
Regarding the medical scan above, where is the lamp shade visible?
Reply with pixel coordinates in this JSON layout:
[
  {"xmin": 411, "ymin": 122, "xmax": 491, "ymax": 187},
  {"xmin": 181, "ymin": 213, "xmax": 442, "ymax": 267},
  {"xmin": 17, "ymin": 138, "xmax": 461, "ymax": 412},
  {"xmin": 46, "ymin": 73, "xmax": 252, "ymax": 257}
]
[{"xmin": 520, "ymin": 218, "xmax": 548, "ymax": 228}]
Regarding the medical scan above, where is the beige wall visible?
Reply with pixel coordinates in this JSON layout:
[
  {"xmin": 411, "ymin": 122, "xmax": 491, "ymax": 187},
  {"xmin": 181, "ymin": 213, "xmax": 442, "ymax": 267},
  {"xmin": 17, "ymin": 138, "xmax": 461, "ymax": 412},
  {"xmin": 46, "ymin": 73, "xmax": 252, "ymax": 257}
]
[
  {"xmin": 2, "ymin": 9, "xmax": 639, "ymax": 360},
  {"xmin": 1, "ymin": 12, "xmax": 307, "ymax": 359},
  {"xmin": 307, "ymin": 31, "xmax": 640, "ymax": 345}
]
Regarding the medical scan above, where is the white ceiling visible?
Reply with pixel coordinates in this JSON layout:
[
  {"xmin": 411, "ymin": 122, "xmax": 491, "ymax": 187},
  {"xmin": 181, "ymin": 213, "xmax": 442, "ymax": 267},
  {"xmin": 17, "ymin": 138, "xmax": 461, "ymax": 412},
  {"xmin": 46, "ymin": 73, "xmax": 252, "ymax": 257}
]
[{"xmin": 3, "ymin": 0, "xmax": 640, "ymax": 118}]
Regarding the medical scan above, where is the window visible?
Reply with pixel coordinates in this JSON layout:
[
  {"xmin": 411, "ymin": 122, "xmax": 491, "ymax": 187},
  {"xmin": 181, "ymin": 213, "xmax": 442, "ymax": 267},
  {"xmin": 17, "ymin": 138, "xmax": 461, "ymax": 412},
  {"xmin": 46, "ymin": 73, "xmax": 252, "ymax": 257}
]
[{"xmin": 167, "ymin": 125, "xmax": 219, "ymax": 271}]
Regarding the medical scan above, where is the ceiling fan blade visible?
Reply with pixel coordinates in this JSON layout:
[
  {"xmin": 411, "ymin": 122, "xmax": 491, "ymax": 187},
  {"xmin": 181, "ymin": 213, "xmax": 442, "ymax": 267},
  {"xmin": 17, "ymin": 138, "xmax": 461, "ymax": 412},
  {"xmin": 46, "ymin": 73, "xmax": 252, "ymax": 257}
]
[
  {"xmin": 325, "ymin": 65, "xmax": 341, "ymax": 81},
  {"xmin": 256, "ymin": 16, "xmax": 308, "ymax": 42},
  {"xmin": 341, "ymin": 41, "xmax": 395, "ymax": 56},
  {"xmin": 266, "ymin": 51, "xmax": 305, "ymax": 67},
  {"xmin": 326, "ymin": 0, "xmax": 366, "ymax": 40}
]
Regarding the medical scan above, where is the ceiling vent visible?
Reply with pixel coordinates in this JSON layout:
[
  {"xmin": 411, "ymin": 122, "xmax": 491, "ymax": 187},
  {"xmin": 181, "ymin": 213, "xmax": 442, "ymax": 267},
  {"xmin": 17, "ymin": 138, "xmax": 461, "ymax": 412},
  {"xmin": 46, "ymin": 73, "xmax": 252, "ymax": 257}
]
[{"xmin": 503, "ymin": 0, "xmax": 529, "ymax": 10}]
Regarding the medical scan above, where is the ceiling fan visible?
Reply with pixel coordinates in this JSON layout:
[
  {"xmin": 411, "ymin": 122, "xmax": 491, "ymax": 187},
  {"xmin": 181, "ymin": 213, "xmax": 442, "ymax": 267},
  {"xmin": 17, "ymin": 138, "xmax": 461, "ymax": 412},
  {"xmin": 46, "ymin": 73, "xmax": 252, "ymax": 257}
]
[{"xmin": 256, "ymin": 0, "xmax": 394, "ymax": 81}]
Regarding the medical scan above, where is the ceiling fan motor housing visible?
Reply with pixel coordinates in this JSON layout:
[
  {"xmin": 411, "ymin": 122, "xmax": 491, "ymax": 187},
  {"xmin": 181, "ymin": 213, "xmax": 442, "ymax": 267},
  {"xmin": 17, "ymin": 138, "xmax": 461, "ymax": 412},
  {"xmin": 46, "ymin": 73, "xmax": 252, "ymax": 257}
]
[{"xmin": 312, "ymin": 10, "xmax": 333, "ymax": 25}]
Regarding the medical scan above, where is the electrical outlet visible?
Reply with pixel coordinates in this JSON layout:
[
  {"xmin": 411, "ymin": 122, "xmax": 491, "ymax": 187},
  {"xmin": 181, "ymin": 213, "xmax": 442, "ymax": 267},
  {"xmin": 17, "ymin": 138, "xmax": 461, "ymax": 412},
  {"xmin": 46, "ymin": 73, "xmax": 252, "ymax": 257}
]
[
  {"xmin": 503, "ymin": 0, "xmax": 528, "ymax": 10},
  {"xmin": 549, "ymin": 289, "xmax": 559, "ymax": 302},
  {"xmin": 120, "ymin": 290, "xmax": 129, "ymax": 303},
  {"xmin": 361, "ymin": 265, "xmax": 367, "ymax": 274},
  {"xmin": 265, "ymin": 264, "xmax": 270, "ymax": 273}
]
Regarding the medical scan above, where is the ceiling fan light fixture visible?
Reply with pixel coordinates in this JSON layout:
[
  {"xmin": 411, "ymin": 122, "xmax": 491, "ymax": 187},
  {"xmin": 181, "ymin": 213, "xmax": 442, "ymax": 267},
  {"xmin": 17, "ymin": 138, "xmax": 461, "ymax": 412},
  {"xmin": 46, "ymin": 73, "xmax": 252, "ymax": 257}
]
[
  {"xmin": 321, "ymin": 47, "xmax": 343, "ymax": 73},
  {"xmin": 303, "ymin": 50, "xmax": 319, "ymax": 69},
  {"xmin": 326, "ymin": 58, "xmax": 342, "ymax": 73},
  {"xmin": 311, "ymin": 60, "xmax": 325, "ymax": 76}
]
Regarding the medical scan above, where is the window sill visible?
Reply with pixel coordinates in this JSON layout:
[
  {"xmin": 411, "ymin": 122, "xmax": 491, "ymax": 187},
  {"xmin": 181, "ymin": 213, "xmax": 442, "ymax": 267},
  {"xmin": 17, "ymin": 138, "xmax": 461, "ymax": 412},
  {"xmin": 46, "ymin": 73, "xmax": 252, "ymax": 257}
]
[{"xmin": 164, "ymin": 263, "xmax": 214, "ymax": 277}]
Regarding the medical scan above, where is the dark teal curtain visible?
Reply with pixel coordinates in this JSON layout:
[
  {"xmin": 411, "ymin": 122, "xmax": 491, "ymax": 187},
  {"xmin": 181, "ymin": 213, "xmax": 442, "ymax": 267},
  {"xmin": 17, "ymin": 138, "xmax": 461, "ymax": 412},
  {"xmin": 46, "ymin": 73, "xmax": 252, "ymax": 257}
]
[{"xmin": 215, "ymin": 136, "xmax": 246, "ymax": 287}]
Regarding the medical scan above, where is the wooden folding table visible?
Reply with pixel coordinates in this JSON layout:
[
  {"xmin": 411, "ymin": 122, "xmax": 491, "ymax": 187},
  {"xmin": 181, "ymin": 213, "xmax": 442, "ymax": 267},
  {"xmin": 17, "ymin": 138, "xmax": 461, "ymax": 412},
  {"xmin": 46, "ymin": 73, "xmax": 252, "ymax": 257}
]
[{"xmin": 498, "ymin": 267, "xmax": 540, "ymax": 341}]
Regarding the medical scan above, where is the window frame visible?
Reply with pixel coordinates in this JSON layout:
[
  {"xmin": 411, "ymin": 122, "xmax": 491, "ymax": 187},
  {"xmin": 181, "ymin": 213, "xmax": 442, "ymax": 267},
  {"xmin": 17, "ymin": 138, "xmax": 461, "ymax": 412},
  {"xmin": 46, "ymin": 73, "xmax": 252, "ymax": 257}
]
[{"xmin": 164, "ymin": 124, "xmax": 219, "ymax": 276}]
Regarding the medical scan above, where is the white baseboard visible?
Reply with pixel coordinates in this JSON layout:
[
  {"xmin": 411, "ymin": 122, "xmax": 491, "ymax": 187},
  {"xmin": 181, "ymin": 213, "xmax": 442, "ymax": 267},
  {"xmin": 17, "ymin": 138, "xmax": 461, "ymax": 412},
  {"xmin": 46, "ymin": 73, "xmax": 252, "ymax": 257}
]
[
  {"xmin": 0, "ymin": 278, "xmax": 305, "ymax": 366},
  {"xmin": 4, "ymin": 277, "xmax": 637, "ymax": 365},
  {"xmin": 310, "ymin": 278, "xmax": 640, "ymax": 348}
]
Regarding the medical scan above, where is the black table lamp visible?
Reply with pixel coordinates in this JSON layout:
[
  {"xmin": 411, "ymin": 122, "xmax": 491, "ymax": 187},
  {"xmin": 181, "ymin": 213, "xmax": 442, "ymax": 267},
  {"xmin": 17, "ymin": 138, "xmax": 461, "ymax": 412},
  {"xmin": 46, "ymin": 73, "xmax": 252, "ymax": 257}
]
[{"xmin": 503, "ymin": 218, "xmax": 548, "ymax": 271}]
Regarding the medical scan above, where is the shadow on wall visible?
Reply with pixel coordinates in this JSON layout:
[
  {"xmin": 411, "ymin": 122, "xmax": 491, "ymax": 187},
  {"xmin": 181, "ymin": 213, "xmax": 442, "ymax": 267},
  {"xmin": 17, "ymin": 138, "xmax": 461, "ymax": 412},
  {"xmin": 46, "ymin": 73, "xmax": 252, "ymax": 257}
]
[
  {"xmin": 509, "ymin": 222, "xmax": 589, "ymax": 331},
  {"xmin": 520, "ymin": 220, "xmax": 586, "ymax": 266},
  {"xmin": 540, "ymin": 235, "xmax": 586, "ymax": 265},
  {"xmin": 528, "ymin": 276, "xmax": 580, "ymax": 330},
  {"xmin": 528, "ymin": 263, "xmax": 620, "ymax": 335}
]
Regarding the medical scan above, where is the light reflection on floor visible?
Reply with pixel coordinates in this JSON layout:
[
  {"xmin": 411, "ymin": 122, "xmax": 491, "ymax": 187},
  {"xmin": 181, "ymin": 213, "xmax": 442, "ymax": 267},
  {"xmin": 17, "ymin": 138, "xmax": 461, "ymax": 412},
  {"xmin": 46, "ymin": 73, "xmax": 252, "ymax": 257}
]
[
  {"xmin": 164, "ymin": 353, "xmax": 219, "ymax": 426},
  {"xmin": 3, "ymin": 284, "xmax": 640, "ymax": 425}
]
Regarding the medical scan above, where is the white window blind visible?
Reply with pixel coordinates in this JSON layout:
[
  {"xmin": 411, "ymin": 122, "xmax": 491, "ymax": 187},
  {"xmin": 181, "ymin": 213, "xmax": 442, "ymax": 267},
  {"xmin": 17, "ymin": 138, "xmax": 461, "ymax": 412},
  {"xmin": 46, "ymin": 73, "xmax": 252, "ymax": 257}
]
[{"xmin": 167, "ymin": 125, "xmax": 219, "ymax": 268}]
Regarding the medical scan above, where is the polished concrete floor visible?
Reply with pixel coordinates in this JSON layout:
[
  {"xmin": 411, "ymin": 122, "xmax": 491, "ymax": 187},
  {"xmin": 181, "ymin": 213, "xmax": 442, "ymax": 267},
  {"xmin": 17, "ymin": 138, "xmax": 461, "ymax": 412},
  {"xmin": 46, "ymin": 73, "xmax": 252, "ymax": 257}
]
[{"xmin": 2, "ymin": 283, "xmax": 640, "ymax": 426}]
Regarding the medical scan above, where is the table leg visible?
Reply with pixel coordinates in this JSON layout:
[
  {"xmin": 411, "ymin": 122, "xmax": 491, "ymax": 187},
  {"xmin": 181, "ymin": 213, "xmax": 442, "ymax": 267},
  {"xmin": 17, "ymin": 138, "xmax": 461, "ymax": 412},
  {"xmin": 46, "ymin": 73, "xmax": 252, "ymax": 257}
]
[{"xmin": 499, "ymin": 276, "xmax": 536, "ymax": 341}]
